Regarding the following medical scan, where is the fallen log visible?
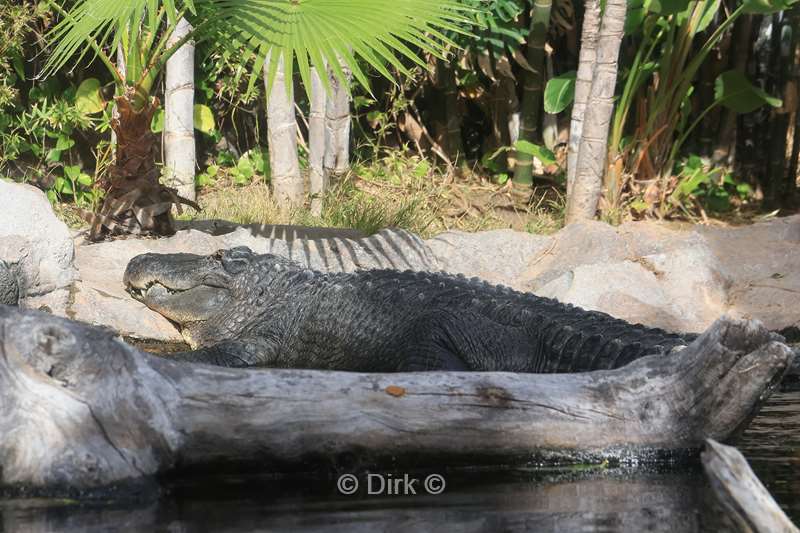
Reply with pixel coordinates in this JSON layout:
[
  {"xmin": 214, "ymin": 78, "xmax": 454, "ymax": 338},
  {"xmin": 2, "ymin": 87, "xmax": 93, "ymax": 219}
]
[
  {"xmin": 702, "ymin": 439, "xmax": 799, "ymax": 533},
  {"xmin": 0, "ymin": 306, "xmax": 792, "ymax": 493}
]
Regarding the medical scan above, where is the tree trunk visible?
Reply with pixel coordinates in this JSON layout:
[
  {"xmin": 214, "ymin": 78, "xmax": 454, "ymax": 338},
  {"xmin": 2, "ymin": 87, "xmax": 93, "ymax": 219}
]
[
  {"xmin": 765, "ymin": 13, "xmax": 791, "ymax": 209},
  {"xmin": 308, "ymin": 66, "xmax": 327, "ymax": 216},
  {"xmin": 324, "ymin": 60, "xmax": 352, "ymax": 180},
  {"xmin": 702, "ymin": 439, "xmax": 800, "ymax": 533},
  {"xmin": 264, "ymin": 52, "xmax": 303, "ymax": 209},
  {"xmin": 566, "ymin": 0, "xmax": 601, "ymax": 198},
  {"xmin": 164, "ymin": 17, "xmax": 196, "ymax": 203},
  {"xmin": 437, "ymin": 58, "xmax": 463, "ymax": 161},
  {"xmin": 698, "ymin": 21, "xmax": 733, "ymax": 157},
  {"xmin": 566, "ymin": 0, "xmax": 626, "ymax": 223},
  {"xmin": 0, "ymin": 307, "xmax": 791, "ymax": 493},
  {"xmin": 514, "ymin": 0, "xmax": 553, "ymax": 185},
  {"xmin": 713, "ymin": 15, "xmax": 755, "ymax": 166},
  {"xmin": 88, "ymin": 94, "xmax": 196, "ymax": 240},
  {"xmin": 786, "ymin": 5, "xmax": 800, "ymax": 203}
]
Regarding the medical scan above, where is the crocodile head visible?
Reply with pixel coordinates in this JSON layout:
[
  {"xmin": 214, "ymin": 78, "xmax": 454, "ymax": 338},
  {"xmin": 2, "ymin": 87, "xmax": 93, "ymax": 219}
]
[{"xmin": 124, "ymin": 246, "xmax": 271, "ymax": 348}]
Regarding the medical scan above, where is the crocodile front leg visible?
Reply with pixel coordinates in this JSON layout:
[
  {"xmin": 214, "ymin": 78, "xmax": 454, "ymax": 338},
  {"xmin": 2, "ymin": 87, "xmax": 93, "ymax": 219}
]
[{"xmin": 171, "ymin": 338, "xmax": 281, "ymax": 367}]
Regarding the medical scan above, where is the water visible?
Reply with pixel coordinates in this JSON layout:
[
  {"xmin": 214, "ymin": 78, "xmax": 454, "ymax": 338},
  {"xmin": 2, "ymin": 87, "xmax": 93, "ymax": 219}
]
[{"xmin": 2, "ymin": 390, "xmax": 799, "ymax": 532}]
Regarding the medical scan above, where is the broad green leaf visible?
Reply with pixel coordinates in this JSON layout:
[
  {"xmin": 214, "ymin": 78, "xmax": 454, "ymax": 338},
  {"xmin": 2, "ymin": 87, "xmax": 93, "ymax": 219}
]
[
  {"xmin": 193, "ymin": 104, "xmax": 215, "ymax": 133},
  {"xmin": 514, "ymin": 140, "xmax": 556, "ymax": 166},
  {"xmin": 55, "ymin": 176, "xmax": 74, "ymax": 194},
  {"xmin": 544, "ymin": 71, "xmax": 576, "ymax": 114},
  {"xmin": 235, "ymin": 156, "xmax": 255, "ymax": 183},
  {"xmin": 64, "ymin": 165, "xmax": 81, "ymax": 180},
  {"xmin": 695, "ymin": 0, "xmax": 721, "ymax": 33},
  {"xmin": 707, "ymin": 190, "xmax": 731, "ymax": 211},
  {"xmin": 55, "ymin": 136, "xmax": 75, "ymax": 151},
  {"xmin": 77, "ymin": 173, "xmax": 94, "ymax": 186},
  {"xmin": 413, "ymin": 159, "xmax": 431, "ymax": 177},
  {"xmin": 151, "ymin": 108, "xmax": 164, "ymax": 133},
  {"xmin": 742, "ymin": 0, "xmax": 798, "ymax": 13},
  {"xmin": 46, "ymin": 149, "xmax": 62, "ymax": 163},
  {"xmin": 647, "ymin": 0, "xmax": 691, "ymax": 15},
  {"xmin": 75, "ymin": 78, "xmax": 105, "ymax": 114},
  {"xmin": 625, "ymin": 0, "xmax": 646, "ymax": 35},
  {"xmin": 714, "ymin": 70, "xmax": 782, "ymax": 113}
]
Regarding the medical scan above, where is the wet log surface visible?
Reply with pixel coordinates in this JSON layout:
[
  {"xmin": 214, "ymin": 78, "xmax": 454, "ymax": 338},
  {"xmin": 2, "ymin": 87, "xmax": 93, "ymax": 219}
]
[
  {"xmin": 703, "ymin": 439, "xmax": 799, "ymax": 533},
  {"xmin": 0, "ymin": 306, "xmax": 792, "ymax": 494}
]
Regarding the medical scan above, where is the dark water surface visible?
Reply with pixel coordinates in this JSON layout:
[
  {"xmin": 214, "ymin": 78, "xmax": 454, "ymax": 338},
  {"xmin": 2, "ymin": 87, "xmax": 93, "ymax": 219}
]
[{"xmin": 2, "ymin": 389, "xmax": 799, "ymax": 532}]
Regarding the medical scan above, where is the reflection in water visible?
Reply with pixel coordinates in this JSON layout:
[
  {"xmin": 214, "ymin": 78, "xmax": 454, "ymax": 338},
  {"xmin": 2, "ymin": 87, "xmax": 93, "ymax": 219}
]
[{"xmin": 3, "ymin": 391, "xmax": 799, "ymax": 532}]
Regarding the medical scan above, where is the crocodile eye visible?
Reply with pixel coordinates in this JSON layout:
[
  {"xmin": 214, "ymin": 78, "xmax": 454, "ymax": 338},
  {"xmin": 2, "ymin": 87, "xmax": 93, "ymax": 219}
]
[{"xmin": 222, "ymin": 251, "xmax": 251, "ymax": 275}]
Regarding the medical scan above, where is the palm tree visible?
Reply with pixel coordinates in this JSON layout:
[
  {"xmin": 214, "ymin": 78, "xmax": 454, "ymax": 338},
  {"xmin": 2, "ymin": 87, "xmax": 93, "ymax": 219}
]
[
  {"xmin": 566, "ymin": 0, "xmax": 600, "ymax": 198},
  {"xmin": 42, "ymin": 0, "xmax": 469, "ymax": 240},
  {"xmin": 566, "ymin": 0, "xmax": 626, "ymax": 223},
  {"xmin": 264, "ymin": 52, "xmax": 303, "ymax": 208},
  {"xmin": 164, "ymin": 17, "xmax": 196, "ymax": 203}
]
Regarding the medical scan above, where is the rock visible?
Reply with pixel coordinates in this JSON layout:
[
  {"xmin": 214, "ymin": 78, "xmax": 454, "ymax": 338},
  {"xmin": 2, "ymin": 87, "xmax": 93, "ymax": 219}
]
[
  {"xmin": 0, "ymin": 180, "xmax": 76, "ymax": 304},
  {"xmin": 69, "ymin": 226, "xmax": 438, "ymax": 341},
  {"xmin": 0, "ymin": 260, "xmax": 18, "ymax": 305},
  {"xmin": 697, "ymin": 216, "xmax": 800, "ymax": 332},
  {"xmin": 426, "ymin": 229, "xmax": 553, "ymax": 290},
  {"xmin": 536, "ymin": 261, "xmax": 687, "ymax": 332},
  {"xmin": 427, "ymin": 217, "xmax": 800, "ymax": 334}
]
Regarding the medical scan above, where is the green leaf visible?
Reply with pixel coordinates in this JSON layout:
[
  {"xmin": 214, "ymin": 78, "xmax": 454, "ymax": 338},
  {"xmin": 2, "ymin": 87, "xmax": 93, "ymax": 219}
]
[
  {"xmin": 55, "ymin": 176, "xmax": 74, "ymax": 194},
  {"xmin": 77, "ymin": 173, "xmax": 94, "ymax": 186},
  {"xmin": 151, "ymin": 108, "xmax": 164, "ymax": 133},
  {"xmin": 42, "ymin": 0, "xmax": 472, "ymax": 99},
  {"xmin": 193, "ymin": 104, "xmax": 215, "ymax": 134},
  {"xmin": 56, "ymin": 136, "xmax": 75, "ymax": 151},
  {"xmin": 625, "ymin": 0, "xmax": 647, "ymax": 35},
  {"xmin": 513, "ymin": 140, "xmax": 556, "ymax": 166},
  {"xmin": 742, "ymin": 0, "xmax": 798, "ymax": 14},
  {"xmin": 413, "ymin": 159, "xmax": 431, "ymax": 177},
  {"xmin": 707, "ymin": 190, "xmax": 731, "ymax": 211},
  {"xmin": 647, "ymin": 0, "xmax": 691, "ymax": 15},
  {"xmin": 64, "ymin": 165, "xmax": 81, "ymax": 180},
  {"xmin": 234, "ymin": 156, "xmax": 255, "ymax": 183},
  {"xmin": 544, "ymin": 71, "xmax": 576, "ymax": 114},
  {"xmin": 736, "ymin": 183, "xmax": 753, "ymax": 197},
  {"xmin": 75, "ymin": 78, "xmax": 105, "ymax": 115},
  {"xmin": 714, "ymin": 70, "xmax": 782, "ymax": 113},
  {"xmin": 695, "ymin": 0, "xmax": 721, "ymax": 33},
  {"xmin": 46, "ymin": 149, "xmax": 62, "ymax": 163}
]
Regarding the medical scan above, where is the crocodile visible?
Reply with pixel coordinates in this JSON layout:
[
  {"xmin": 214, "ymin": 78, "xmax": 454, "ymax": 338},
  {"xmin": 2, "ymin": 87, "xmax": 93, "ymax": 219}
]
[{"xmin": 123, "ymin": 246, "xmax": 702, "ymax": 372}]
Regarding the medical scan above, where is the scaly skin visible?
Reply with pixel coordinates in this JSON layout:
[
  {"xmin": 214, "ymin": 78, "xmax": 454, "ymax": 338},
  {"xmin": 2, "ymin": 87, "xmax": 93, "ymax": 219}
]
[{"xmin": 125, "ymin": 247, "xmax": 693, "ymax": 372}]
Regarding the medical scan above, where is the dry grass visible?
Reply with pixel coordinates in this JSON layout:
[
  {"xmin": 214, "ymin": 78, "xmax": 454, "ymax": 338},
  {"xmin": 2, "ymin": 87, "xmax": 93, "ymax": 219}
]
[{"xmin": 54, "ymin": 153, "xmax": 567, "ymax": 238}]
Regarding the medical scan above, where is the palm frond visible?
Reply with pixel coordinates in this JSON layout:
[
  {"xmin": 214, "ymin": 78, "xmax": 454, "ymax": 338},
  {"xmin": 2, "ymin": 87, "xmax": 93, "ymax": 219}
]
[{"xmin": 43, "ymin": 0, "xmax": 475, "ymax": 95}]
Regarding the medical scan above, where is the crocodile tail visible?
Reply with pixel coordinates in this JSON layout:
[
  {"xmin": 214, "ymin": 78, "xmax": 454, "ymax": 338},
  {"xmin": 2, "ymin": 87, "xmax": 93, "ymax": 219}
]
[{"xmin": 529, "ymin": 310, "xmax": 692, "ymax": 373}]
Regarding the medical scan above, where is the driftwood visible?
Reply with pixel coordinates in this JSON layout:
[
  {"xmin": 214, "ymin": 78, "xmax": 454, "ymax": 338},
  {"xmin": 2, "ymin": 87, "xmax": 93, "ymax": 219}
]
[
  {"xmin": 702, "ymin": 439, "xmax": 799, "ymax": 533},
  {"xmin": 0, "ymin": 306, "xmax": 792, "ymax": 493}
]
